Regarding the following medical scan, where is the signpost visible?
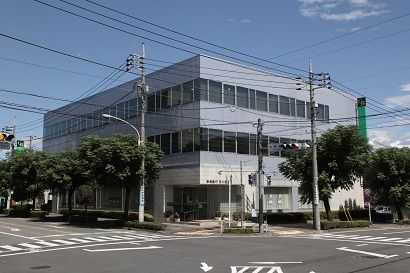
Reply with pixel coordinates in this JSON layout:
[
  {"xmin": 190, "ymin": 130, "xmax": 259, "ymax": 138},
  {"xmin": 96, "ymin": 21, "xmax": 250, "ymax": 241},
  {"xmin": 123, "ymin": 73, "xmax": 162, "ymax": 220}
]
[{"xmin": 364, "ymin": 188, "xmax": 372, "ymax": 222}]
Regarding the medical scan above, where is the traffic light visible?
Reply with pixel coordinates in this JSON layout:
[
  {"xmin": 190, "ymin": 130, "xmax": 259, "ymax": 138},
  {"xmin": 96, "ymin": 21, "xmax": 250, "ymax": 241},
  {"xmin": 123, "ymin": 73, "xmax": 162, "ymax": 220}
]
[
  {"xmin": 277, "ymin": 143, "xmax": 310, "ymax": 151},
  {"xmin": 267, "ymin": 175, "xmax": 271, "ymax": 186},
  {"xmin": 248, "ymin": 173, "xmax": 257, "ymax": 186},
  {"xmin": 126, "ymin": 54, "xmax": 136, "ymax": 71},
  {"xmin": 248, "ymin": 174, "xmax": 253, "ymax": 185},
  {"xmin": 0, "ymin": 134, "xmax": 14, "ymax": 142}
]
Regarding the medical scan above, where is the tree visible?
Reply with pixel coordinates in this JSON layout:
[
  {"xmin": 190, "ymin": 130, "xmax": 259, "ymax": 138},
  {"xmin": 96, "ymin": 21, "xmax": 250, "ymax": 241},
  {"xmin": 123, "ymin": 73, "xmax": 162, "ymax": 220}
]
[
  {"xmin": 6, "ymin": 150, "xmax": 48, "ymax": 209},
  {"xmin": 77, "ymin": 184, "xmax": 95, "ymax": 212},
  {"xmin": 279, "ymin": 125, "xmax": 372, "ymax": 220},
  {"xmin": 79, "ymin": 134, "xmax": 162, "ymax": 221},
  {"xmin": 40, "ymin": 151, "xmax": 91, "ymax": 212},
  {"xmin": 364, "ymin": 147, "xmax": 410, "ymax": 220}
]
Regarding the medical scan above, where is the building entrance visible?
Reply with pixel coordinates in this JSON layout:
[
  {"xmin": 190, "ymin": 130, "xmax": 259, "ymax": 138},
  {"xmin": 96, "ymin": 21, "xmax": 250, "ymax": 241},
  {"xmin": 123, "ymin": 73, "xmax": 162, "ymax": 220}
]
[{"xmin": 173, "ymin": 186, "xmax": 208, "ymax": 220}]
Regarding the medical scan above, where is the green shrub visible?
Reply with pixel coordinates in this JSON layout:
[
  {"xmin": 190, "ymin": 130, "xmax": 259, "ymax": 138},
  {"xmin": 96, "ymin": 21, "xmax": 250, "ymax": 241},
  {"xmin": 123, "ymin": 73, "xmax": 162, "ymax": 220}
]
[
  {"xmin": 338, "ymin": 209, "xmax": 393, "ymax": 223},
  {"xmin": 8, "ymin": 208, "xmax": 30, "ymax": 217},
  {"xmin": 244, "ymin": 212, "xmax": 253, "ymax": 221},
  {"xmin": 40, "ymin": 203, "xmax": 52, "ymax": 212},
  {"xmin": 321, "ymin": 220, "xmax": 371, "ymax": 230},
  {"xmin": 223, "ymin": 228, "xmax": 253, "ymax": 234},
  {"xmin": 124, "ymin": 221, "xmax": 166, "ymax": 231},
  {"xmin": 397, "ymin": 219, "xmax": 410, "ymax": 225},
  {"xmin": 303, "ymin": 211, "xmax": 338, "ymax": 220},
  {"xmin": 30, "ymin": 210, "xmax": 47, "ymax": 218},
  {"xmin": 265, "ymin": 212, "xmax": 306, "ymax": 224},
  {"xmin": 59, "ymin": 209, "xmax": 154, "ymax": 222}
]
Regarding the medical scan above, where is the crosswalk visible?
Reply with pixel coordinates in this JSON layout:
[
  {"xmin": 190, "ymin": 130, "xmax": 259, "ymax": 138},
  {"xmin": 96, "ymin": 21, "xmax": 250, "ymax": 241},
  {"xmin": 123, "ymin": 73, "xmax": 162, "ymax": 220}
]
[
  {"xmin": 0, "ymin": 233, "xmax": 174, "ymax": 254},
  {"xmin": 305, "ymin": 233, "xmax": 410, "ymax": 244}
]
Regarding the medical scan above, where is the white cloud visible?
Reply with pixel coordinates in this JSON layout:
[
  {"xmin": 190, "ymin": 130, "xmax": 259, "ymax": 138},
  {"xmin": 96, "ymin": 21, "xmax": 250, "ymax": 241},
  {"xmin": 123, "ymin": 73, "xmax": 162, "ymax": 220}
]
[
  {"xmin": 385, "ymin": 94, "xmax": 410, "ymax": 108},
  {"xmin": 298, "ymin": 0, "xmax": 389, "ymax": 21},
  {"xmin": 350, "ymin": 26, "xmax": 361, "ymax": 31},
  {"xmin": 368, "ymin": 129, "xmax": 410, "ymax": 148},
  {"xmin": 400, "ymin": 83, "xmax": 410, "ymax": 91},
  {"xmin": 241, "ymin": 19, "xmax": 252, "ymax": 23},
  {"xmin": 226, "ymin": 18, "xmax": 235, "ymax": 22}
]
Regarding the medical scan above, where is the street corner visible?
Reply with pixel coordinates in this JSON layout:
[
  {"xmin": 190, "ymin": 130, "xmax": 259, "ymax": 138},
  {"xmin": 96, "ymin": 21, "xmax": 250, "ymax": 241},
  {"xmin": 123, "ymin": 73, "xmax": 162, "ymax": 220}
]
[
  {"xmin": 271, "ymin": 230, "xmax": 305, "ymax": 235},
  {"xmin": 174, "ymin": 230, "xmax": 218, "ymax": 237}
]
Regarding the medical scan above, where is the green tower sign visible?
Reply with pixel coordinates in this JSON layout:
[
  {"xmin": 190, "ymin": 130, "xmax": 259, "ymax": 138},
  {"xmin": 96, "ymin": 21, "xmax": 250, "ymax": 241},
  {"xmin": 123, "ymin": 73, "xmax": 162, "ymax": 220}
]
[{"xmin": 357, "ymin": 97, "xmax": 367, "ymax": 139}]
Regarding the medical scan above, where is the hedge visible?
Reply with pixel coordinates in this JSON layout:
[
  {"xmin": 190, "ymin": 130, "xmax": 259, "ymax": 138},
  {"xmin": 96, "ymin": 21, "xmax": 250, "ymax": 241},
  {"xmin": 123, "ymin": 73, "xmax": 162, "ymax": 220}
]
[
  {"xmin": 7, "ymin": 209, "xmax": 47, "ymax": 218},
  {"xmin": 302, "ymin": 211, "xmax": 339, "ymax": 220},
  {"xmin": 321, "ymin": 220, "xmax": 371, "ymax": 230},
  {"xmin": 124, "ymin": 221, "xmax": 166, "ymax": 231},
  {"xmin": 265, "ymin": 212, "xmax": 306, "ymax": 224},
  {"xmin": 397, "ymin": 219, "xmax": 410, "ymax": 225},
  {"xmin": 338, "ymin": 209, "xmax": 393, "ymax": 223},
  {"xmin": 59, "ymin": 209, "xmax": 154, "ymax": 222},
  {"xmin": 223, "ymin": 228, "xmax": 253, "ymax": 234}
]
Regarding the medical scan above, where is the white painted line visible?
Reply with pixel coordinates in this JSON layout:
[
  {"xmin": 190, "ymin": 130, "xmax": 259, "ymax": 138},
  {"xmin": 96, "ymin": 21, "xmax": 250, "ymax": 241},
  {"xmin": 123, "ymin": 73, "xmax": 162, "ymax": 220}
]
[
  {"xmin": 0, "ymin": 245, "xmax": 24, "ymax": 251},
  {"xmin": 363, "ymin": 237, "xmax": 388, "ymax": 241},
  {"xmin": 336, "ymin": 247, "xmax": 399, "ymax": 258},
  {"xmin": 18, "ymin": 243, "xmax": 42, "ymax": 249},
  {"xmin": 94, "ymin": 236, "xmax": 121, "ymax": 241},
  {"xmin": 109, "ymin": 235, "xmax": 139, "ymax": 240},
  {"xmin": 43, "ymin": 225, "xmax": 66, "ymax": 229},
  {"xmin": 383, "ymin": 230, "xmax": 410, "ymax": 235},
  {"xmin": 356, "ymin": 244, "xmax": 368, "ymax": 247},
  {"xmin": 82, "ymin": 237, "xmax": 107, "ymax": 242},
  {"xmin": 395, "ymin": 238, "xmax": 410, "ymax": 243},
  {"xmin": 0, "ymin": 231, "xmax": 38, "ymax": 240},
  {"xmin": 1, "ymin": 226, "xmax": 20, "ymax": 232},
  {"xmin": 67, "ymin": 238, "xmax": 92, "ymax": 243},
  {"xmin": 83, "ymin": 245, "xmax": 162, "ymax": 252},
  {"xmin": 51, "ymin": 239, "xmax": 77, "ymax": 245},
  {"xmin": 284, "ymin": 235, "xmax": 410, "ymax": 247},
  {"xmin": 35, "ymin": 241, "xmax": 60, "ymax": 247},
  {"xmin": 30, "ymin": 231, "xmax": 122, "ymax": 239},
  {"xmin": 379, "ymin": 238, "xmax": 403, "ymax": 242},
  {"xmin": 248, "ymin": 262, "xmax": 303, "ymax": 264}
]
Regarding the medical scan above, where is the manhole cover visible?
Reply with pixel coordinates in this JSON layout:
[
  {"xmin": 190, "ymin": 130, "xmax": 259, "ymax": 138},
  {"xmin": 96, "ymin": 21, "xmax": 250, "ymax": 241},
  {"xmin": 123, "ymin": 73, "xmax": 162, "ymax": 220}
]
[{"xmin": 30, "ymin": 266, "xmax": 51, "ymax": 270}]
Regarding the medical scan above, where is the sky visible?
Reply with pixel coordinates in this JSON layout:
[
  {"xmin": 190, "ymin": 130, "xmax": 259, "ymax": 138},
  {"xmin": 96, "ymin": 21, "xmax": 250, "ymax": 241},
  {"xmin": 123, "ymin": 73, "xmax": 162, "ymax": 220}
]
[{"xmin": 1, "ymin": 0, "xmax": 410, "ymax": 156}]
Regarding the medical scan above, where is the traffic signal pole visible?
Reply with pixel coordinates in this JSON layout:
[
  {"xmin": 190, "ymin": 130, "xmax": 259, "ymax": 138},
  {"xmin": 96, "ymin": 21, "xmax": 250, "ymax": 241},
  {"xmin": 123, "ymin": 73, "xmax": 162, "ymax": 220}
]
[{"xmin": 309, "ymin": 61, "xmax": 321, "ymax": 231}]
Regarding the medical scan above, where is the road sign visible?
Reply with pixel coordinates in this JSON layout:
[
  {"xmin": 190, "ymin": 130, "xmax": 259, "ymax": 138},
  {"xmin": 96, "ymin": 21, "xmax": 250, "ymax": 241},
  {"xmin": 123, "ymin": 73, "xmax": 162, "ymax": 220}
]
[
  {"xmin": 364, "ymin": 195, "xmax": 372, "ymax": 203},
  {"xmin": 0, "ymin": 142, "xmax": 11, "ymax": 150}
]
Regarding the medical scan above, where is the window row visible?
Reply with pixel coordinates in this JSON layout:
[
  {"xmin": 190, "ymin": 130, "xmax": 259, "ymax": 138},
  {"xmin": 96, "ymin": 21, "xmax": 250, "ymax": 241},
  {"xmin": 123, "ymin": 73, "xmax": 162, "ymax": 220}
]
[{"xmin": 147, "ymin": 127, "xmax": 305, "ymax": 157}]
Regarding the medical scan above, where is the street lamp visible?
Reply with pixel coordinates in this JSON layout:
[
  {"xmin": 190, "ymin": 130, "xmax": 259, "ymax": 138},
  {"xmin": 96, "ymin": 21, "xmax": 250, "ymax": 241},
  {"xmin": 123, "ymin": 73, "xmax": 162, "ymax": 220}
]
[{"xmin": 102, "ymin": 113, "xmax": 145, "ymax": 222}]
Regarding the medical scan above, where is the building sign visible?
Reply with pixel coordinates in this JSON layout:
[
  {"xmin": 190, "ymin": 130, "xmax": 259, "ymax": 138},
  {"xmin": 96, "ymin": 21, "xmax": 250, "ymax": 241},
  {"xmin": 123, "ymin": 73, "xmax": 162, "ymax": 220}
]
[
  {"xmin": 357, "ymin": 97, "xmax": 367, "ymax": 139},
  {"xmin": 206, "ymin": 180, "xmax": 228, "ymax": 184}
]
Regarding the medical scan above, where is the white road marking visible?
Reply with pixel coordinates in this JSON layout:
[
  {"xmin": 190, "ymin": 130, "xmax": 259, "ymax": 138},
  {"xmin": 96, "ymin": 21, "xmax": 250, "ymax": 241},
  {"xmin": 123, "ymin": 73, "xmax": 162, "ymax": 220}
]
[
  {"xmin": 51, "ymin": 239, "xmax": 77, "ymax": 245},
  {"xmin": 67, "ymin": 238, "xmax": 93, "ymax": 243},
  {"xmin": 379, "ymin": 237, "xmax": 403, "ymax": 242},
  {"xmin": 0, "ymin": 231, "xmax": 38, "ymax": 240},
  {"xmin": 109, "ymin": 235, "xmax": 140, "ymax": 240},
  {"xmin": 30, "ymin": 231, "xmax": 126, "ymax": 239},
  {"xmin": 18, "ymin": 243, "xmax": 42, "ymax": 249},
  {"xmin": 1, "ymin": 226, "xmax": 20, "ymax": 232},
  {"xmin": 35, "ymin": 241, "xmax": 60, "ymax": 247},
  {"xmin": 83, "ymin": 245, "xmax": 162, "ymax": 252},
  {"xmin": 383, "ymin": 230, "xmax": 410, "ymax": 235},
  {"xmin": 43, "ymin": 225, "xmax": 66, "ymax": 229},
  {"xmin": 248, "ymin": 262, "xmax": 303, "ymax": 264},
  {"xmin": 395, "ymin": 238, "xmax": 410, "ymax": 243},
  {"xmin": 82, "ymin": 237, "xmax": 107, "ymax": 242},
  {"xmin": 0, "ymin": 222, "xmax": 71, "ymax": 233},
  {"xmin": 286, "ymin": 235, "xmax": 410, "ymax": 247},
  {"xmin": 363, "ymin": 237, "xmax": 388, "ymax": 241},
  {"xmin": 356, "ymin": 244, "xmax": 368, "ymax": 247},
  {"xmin": 336, "ymin": 247, "xmax": 399, "ymax": 258},
  {"xmin": 0, "ymin": 245, "xmax": 24, "ymax": 251}
]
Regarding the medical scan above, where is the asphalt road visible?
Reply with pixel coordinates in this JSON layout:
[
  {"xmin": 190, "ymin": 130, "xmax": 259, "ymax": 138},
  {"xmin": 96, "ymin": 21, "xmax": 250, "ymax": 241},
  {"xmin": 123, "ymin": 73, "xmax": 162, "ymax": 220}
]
[{"xmin": 1, "ymin": 217, "xmax": 410, "ymax": 273}]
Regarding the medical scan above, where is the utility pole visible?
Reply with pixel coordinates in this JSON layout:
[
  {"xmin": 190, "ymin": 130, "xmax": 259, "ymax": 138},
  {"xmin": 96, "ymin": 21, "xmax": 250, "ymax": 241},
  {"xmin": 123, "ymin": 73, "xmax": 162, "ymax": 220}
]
[
  {"xmin": 240, "ymin": 160, "xmax": 244, "ymax": 228},
  {"xmin": 309, "ymin": 61, "xmax": 321, "ymax": 231},
  {"xmin": 138, "ymin": 43, "xmax": 147, "ymax": 223},
  {"xmin": 257, "ymin": 118, "xmax": 264, "ymax": 233},
  {"xmin": 228, "ymin": 174, "xmax": 232, "ymax": 228}
]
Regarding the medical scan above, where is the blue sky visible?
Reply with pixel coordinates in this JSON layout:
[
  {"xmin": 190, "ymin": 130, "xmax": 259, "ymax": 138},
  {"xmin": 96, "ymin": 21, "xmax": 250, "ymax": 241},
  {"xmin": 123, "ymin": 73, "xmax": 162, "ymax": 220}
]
[{"xmin": 1, "ymin": 0, "xmax": 410, "ymax": 154}]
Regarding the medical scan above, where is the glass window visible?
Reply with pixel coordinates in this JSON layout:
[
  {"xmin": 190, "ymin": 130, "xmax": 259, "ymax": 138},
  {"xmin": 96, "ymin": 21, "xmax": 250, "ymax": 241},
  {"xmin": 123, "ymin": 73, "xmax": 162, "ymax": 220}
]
[
  {"xmin": 61, "ymin": 121, "xmax": 67, "ymax": 136},
  {"xmin": 237, "ymin": 132, "xmax": 249, "ymax": 154},
  {"xmin": 66, "ymin": 119, "xmax": 72, "ymax": 134},
  {"xmin": 160, "ymin": 133, "xmax": 170, "ymax": 155},
  {"xmin": 155, "ymin": 92, "xmax": 161, "ymax": 110},
  {"xmin": 171, "ymin": 132, "xmax": 181, "ymax": 154},
  {"xmin": 128, "ymin": 98, "xmax": 138, "ymax": 118},
  {"xmin": 290, "ymin": 98, "xmax": 296, "ymax": 116},
  {"xmin": 262, "ymin": 135, "xmax": 269, "ymax": 156},
  {"xmin": 194, "ymin": 78, "xmax": 207, "ymax": 101},
  {"xmin": 209, "ymin": 80, "xmax": 222, "ymax": 103},
  {"xmin": 155, "ymin": 135, "xmax": 160, "ymax": 145},
  {"xmin": 223, "ymin": 84, "xmax": 235, "ymax": 105},
  {"xmin": 317, "ymin": 104, "xmax": 325, "ymax": 120},
  {"xmin": 200, "ymin": 128, "xmax": 208, "ymax": 151},
  {"xmin": 236, "ymin": 86, "xmax": 248, "ymax": 108},
  {"xmin": 224, "ymin": 131, "xmax": 236, "ymax": 153},
  {"xmin": 193, "ymin": 128, "xmax": 200, "ymax": 151},
  {"xmin": 80, "ymin": 115, "xmax": 86, "ymax": 131},
  {"xmin": 117, "ymin": 102, "xmax": 125, "ymax": 120},
  {"xmin": 325, "ymin": 105, "xmax": 329, "ymax": 121},
  {"xmin": 172, "ymin": 85, "xmax": 182, "ymax": 106},
  {"xmin": 269, "ymin": 137, "xmax": 280, "ymax": 157},
  {"xmin": 160, "ymin": 89, "xmax": 171, "ymax": 109},
  {"xmin": 249, "ymin": 89, "xmax": 256, "ymax": 109},
  {"xmin": 72, "ymin": 117, "xmax": 78, "ymax": 132},
  {"xmin": 109, "ymin": 106, "xmax": 117, "ymax": 122},
  {"xmin": 280, "ymin": 137, "xmax": 291, "ymax": 157},
  {"xmin": 208, "ymin": 129, "xmax": 222, "ymax": 152},
  {"xmin": 279, "ymin": 95, "xmax": 290, "ymax": 115},
  {"xmin": 55, "ymin": 123, "xmax": 61, "ymax": 137},
  {"xmin": 147, "ymin": 94, "xmax": 156, "ymax": 112},
  {"xmin": 182, "ymin": 81, "xmax": 193, "ymax": 104},
  {"xmin": 269, "ymin": 94, "xmax": 278, "ymax": 113},
  {"xmin": 86, "ymin": 113, "xmax": 93, "ymax": 129},
  {"xmin": 102, "ymin": 107, "xmax": 109, "ymax": 125},
  {"xmin": 296, "ymin": 100, "xmax": 305, "ymax": 118},
  {"xmin": 182, "ymin": 129, "xmax": 193, "ymax": 153},
  {"xmin": 256, "ymin": 91, "xmax": 267, "ymax": 111},
  {"xmin": 250, "ymin": 134, "xmax": 257, "ymax": 155},
  {"xmin": 147, "ymin": 136, "xmax": 155, "ymax": 143}
]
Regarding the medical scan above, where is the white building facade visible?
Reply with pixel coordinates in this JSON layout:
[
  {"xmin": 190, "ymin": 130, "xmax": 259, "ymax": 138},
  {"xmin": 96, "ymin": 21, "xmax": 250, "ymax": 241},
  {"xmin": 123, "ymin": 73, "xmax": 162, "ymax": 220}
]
[{"xmin": 43, "ymin": 55, "xmax": 364, "ymax": 221}]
